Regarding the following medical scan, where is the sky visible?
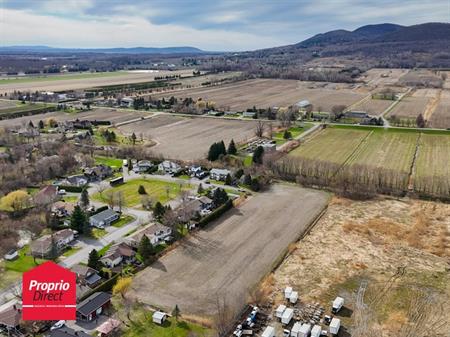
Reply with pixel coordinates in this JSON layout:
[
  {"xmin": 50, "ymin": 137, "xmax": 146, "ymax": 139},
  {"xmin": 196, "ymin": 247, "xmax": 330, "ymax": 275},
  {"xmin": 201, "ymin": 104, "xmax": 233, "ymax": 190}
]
[{"xmin": 0, "ymin": 0, "xmax": 449, "ymax": 51}]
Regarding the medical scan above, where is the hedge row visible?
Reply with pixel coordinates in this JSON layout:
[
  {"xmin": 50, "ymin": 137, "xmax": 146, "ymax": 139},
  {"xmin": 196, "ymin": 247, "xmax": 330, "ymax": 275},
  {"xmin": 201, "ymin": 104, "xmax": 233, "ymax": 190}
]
[
  {"xmin": 92, "ymin": 205, "xmax": 109, "ymax": 215},
  {"xmin": 198, "ymin": 199, "xmax": 233, "ymax": 228},
  {"xmin": 58, "ymin": 185, "xmax": 85, "ymax": 193}
]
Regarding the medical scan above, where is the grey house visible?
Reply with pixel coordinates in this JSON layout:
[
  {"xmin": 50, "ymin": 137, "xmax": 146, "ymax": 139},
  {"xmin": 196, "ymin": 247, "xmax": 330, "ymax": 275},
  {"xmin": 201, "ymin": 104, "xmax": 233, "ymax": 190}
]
[{"xmin": 89, "ymin": 209, "xmax": 119, "ymax": 228}]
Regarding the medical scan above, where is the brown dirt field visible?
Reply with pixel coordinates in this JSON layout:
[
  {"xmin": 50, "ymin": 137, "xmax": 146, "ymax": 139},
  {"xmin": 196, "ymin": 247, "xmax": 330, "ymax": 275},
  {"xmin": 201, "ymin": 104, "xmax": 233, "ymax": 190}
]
[
  {"xmin": 151, "ymin": 79, "xmax": 364, "ymax": 112},
  {"xmin": 351, "ymin": 98, "xmax": 393, "ymax": 116},
  {"xmin": 360, "ymin": 69, "xmax": 409, "ymax": 86},
  {"xmin": 118, "ymin": 114, "xmax": 260, "ymax": 160},
  {"xmin": 387, "ymin": 95, "xmax": 429, "ymax": 119},
  {"xmin": 0, "ymin": 108, "xmax": 150, "ymax": 128},
  {"xmin": 128, "ymin": 184, "xmax": 329, "ymax": 316},
  {"xmin": 0, "ymin": 70, "xmax": 193, "ymax": 94},
  {"xmin": 429, "ymin": 98, "xmax": 450, "ymax": 129},
  {"xmin": 0, "ymin": 100, "xmax": 18, "ymax": 109},
  {"xmin": 269, "ymin": 196, "xmax": 450, "ymax": 336},
  {"xmin": 398, "ymin": 69, "xmax": 443, "ymax": 88}
]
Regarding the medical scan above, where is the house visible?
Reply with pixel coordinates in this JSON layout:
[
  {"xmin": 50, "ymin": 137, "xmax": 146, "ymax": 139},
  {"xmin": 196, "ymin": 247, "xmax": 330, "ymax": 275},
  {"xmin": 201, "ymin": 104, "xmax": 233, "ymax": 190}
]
[
  {"xmin": 64, "ymin": 175, "xmax": 89, "ymax": 187},
  {"xmin": 50, "ymin": 327, "xmax": 92, "ymax": 337},
  {"xmin": 100, "ymin": 243, "xmax": 135, "ymax": 268},
  {"xmin": 71, "ymin": 264, "xmax": 102, "ymax": 288},
  {"xmin": 120, "ymin": 97, "xmax": 134, "ymax": 108},
  {"xmin": 76, "ymin": 292, "xmax": 112, "ymax": 322},
  {"xmin": 30, "ymin": 229, "xmax": 76, "ymax": 258},
  {"xmin": 126, "ymin": 224, "xmax": 172, "ymax": 247},
  {"xmin": 210, "ymin": 168, "xmax": 231, "ymax": 181},
  {"xmin": 89, "ymin": 209, "xmax": 119, "ymax": 228},
  {"xmin": 34, "ymin": 185, "xmax": 58, "ymax": 205},
  {"xmin": 52, "ymin": 201, "xmax": 76, "ymax": 217},
  {"xmin": 96, "ymin": 318, "xmax": 121, "ymax": 337},
  {"xmin": 152, "ymin": 311, "xmax": 167, "ymax": 325},
  {"xmin": 188, "ymin": 166, "xmax": 207, "ymax": 178},
  {"xmin": 3, "ymin": 249, "xmax": 18, "ymax": 261},
  {"xmin": 133, "ymin": 160, "xmax": 153, "ymax": 173},
  {"xmin": 207, "ymin": 110, "xmax": 222, "ymax": 116},
  {"xmin": 243, "ymin": 111, "xmax": 256, "ymax": 118},
  {"xmin": 198, "ymin": 196, "xmax": 213, "ymax": 210},
  {"xmin": 0, "ymin": 303, "xmax": 21, "ymax": 332},
  {"xmin": 344, "ymin": 111, "xmax": 369, "ymax": 119},
  {"xmin": 158, "ymin": 160, "xmax": 182, "ymax": 174},
  {"xmin": 295, "ymin": 100, "xmax": 312, "ymax": 110},
  {"xmin": 83, "ymin": 165, "xmax": 113, "ymax": 181}
]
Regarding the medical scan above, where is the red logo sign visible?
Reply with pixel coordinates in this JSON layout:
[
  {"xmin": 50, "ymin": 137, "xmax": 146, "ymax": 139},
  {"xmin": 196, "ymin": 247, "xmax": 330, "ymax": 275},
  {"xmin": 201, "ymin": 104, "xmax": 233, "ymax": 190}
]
[{"xmin": 22, "ymin": 261, "xmax": 76, "ymax": 320}]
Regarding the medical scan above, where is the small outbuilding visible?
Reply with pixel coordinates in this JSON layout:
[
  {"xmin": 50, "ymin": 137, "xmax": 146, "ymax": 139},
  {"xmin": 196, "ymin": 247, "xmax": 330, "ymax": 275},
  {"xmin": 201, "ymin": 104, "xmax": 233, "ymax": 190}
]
[
  {"xmin": 290, "ymin": 322, "xmax": 302, "ymax": 337},
  {"xmin": 281, "ymin": 308, "xmax": 294, "ymax": 325},
  {"xmin": 284, "ymin": 286, "xmax": 293, "ymax": 299},
  {"xmin": 289, "ymin": 291, "xmax": 298, "ymax": 304},
  {"xmin": 152, "ymin": 311, "xmax": 167, "ymax": 325},
  {"xmin": 3, "ymin": 249, "xmax": 18, "ymax": 261},
  {"xmin": 311, "ymin": 325, "xmax": 321, "ymax": 337},
  {"xmin": 275, "ymin": 304, "xmax": 286, "ymax": 318},
  {"xmin": 261, "ymin": 326, "xmax": 275, "ymax": 337}
]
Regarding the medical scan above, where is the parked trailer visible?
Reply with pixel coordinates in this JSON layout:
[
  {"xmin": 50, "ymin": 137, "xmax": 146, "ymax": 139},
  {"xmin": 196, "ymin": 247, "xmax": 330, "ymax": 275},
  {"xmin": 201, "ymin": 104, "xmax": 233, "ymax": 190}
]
[
  {"xmin": 281, "ymin": 308, "xmax": 294, "ymax": 325},
  {"xmin": 298, "ymin": 323, "xmax": 311, "ymax": 337},
  {"xmin": 262, "ymin": 326, "xmax": 275, "ymax": 337},
  {"xmin": 290, "ymin": 322, "xmax": 302, "ymax": 337},
  {"xmin": 285, "ymin": 287, "xmax": 293, "ymax": 299},
  {"xmin": 332, "ymin": 297, "xmax": 344, "ymax": 314},
  {"xmin": 289, "ymin": 291, "xmax": 298, "ymax": 304},
  {"xmin": 276, "ymin": 304, "xmax": 287, "ymax": 318},
  {"xmin": 329, "ymin": 318, "xmax": 340, "ymax": 335},
  {"xmin": 311, "ymin": 325, "xmax": 321, "ymax": 337}
]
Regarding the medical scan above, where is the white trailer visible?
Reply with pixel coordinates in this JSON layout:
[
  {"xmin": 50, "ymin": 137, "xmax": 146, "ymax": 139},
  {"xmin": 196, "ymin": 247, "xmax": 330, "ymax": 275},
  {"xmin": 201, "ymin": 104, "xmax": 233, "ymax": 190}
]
[
  {"xmin": 290, "ymin": 322, "xmax": 302, "ymax": 337},
  {"xmin": 311, "ymin": 325, "xmax": 321, "ymax": 337},
  {"xmin": 298, "ymin": 323, "xmax": 311, "ymax": 337},
  {"xmin": 284, "ymin": 287, "xmax": 293, "ymax": 299},
  {"xmin": 329, "ymin": 318, "xmax": 341, "ymax": 335},
  {"xmin": 289, "ymin": 291, "xmax": 298, "ymax": 304},
  {"xmin": 332, "ymin": 297, "xmax": 344, "ymax": 314},
  {"xmin": 262, "ymin": 326, "xmax": 275, "ymax": 337},
  {"xmin": 275, "ymin": 304, "xmax": 287, "ymax": 318},
  {"xmin": 281, "ymin": 308, "xmax": 294, "ymax": 325}
]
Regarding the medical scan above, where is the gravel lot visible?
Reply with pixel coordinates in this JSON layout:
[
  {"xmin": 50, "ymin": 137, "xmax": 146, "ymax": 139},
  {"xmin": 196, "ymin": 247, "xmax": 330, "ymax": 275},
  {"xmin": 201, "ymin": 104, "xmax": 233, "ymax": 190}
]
[
  {"xmin": 129, "ymin": 184, "xmax": 329, "ymax": 316},
  {"xmin": 119, "ymin": 115, "xmax": 259, "ymax": 160}
]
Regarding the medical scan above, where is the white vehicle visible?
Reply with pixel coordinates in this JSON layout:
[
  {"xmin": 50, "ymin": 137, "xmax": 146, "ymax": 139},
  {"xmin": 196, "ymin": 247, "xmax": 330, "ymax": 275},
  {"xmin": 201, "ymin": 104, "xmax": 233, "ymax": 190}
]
[
  {"xmin": 275, "ymin": 304, "xmax": 286, "ymax": 318},
  {"xmin": 283, "ymin": 329, "xmax": 291, "ymax": 337},
  {"xmin": 233, "ymin": 329, "xmax": 243, "ymax": 337},
  {"xmin": 298, "ymin": 323, "xmax": 311, "ymax": 337},
  {"xmin": 50, "ymin": 320, "xmax": 65, "ymax": 331},
  {"xmin": 57, "ymin": 189, "xmax": 66, "ymax": 195},
  {"xmin": 329, "ymin": 318, "xmax": 341, "ymax": 335},
  {"xmin": 262, "ymin": 326, "xmax": 275, "ymax": 337},
  {"xmin": 332, "ymin": 297, "xmax": 344, "ymax": 313},
  {"xmin": 289, "ymin": 291, "xmax": 298, "ymax": 304},
  {"xmin": 311, "ymin": 325, "xmax": 321, "ymax": 337},
  {"xmin": 284, "ymin": 286, "xmax": 293, "ymax": 299},
  {"xmin": 290, "ymin": 322, "xmax": 302, "ymax": 337},
  {"xmin": 281, "ymin": 308, "xmax": 294, "ymax": 325},
  {"xmin": 123, "ymin": 159, "xmax": 128, "ymax": 167}
]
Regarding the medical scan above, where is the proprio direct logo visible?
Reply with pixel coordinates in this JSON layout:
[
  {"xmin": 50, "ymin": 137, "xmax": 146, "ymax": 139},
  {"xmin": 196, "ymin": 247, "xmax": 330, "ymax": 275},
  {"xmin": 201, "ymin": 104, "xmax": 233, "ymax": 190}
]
[{"xmin": 22, "ymin": 261, "xmax": 76, "ymax": 320}]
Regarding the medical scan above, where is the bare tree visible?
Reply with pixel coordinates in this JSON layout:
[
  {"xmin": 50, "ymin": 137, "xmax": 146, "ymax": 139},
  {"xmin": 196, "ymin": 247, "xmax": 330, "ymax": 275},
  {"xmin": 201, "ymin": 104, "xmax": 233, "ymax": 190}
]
[
  {"xmin": 255, "ymin": 120, "xmax": 265, "ymax": 138},
  {"xmin": 212, "ymin": 296, "xmax": 235, "ymax": 337}
]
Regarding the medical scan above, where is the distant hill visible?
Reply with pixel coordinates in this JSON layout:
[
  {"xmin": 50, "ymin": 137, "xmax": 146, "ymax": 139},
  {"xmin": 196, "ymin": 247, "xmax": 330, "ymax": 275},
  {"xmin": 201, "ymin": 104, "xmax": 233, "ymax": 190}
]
[
  {"xmin": 0, "ymin": 45, "xmax": 205, "ymax": 54},
  {"xmin": 376, "ymin": 23, "xmax": 450, "ymax": 42}
]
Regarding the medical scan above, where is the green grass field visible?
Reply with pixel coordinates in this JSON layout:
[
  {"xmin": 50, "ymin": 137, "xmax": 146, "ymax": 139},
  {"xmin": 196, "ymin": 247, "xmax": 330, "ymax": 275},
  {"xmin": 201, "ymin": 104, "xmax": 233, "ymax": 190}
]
[
  {"xmin": 273, "ymin": 123, "xmax": 314, "ymax": 144},
  {"xmin": 0, "ymin": 71, "xmax": 126, "ymax": 84},
  {"xmin": 93, "ymin": 178, "xmax": 191, "ymax": 207},
  {"xmin": 94, "ymin": 156, "xmax": 123, "ymax": 169}
]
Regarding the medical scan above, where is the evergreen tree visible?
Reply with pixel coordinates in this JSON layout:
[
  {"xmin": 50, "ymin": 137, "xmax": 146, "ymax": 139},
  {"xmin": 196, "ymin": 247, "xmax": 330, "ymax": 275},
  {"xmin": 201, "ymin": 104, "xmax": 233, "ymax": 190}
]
[
  {"xmin": 227, "ymin": 139, "xmax": 237, "ymax": 155},
  {"xmin": 197, "ymin": 184, "xmax": 204, "ymax": 194},
  {"xmin": 243, "ymin": 174, "xmax": 252, "ymax": 186},
  {"xmin": 138, "ymin": 235, "xmax": 154, "ymax": 265},
  {"xmin": 49, "ymin": 234, "xmax": 58, "ymax": 260},
  {"xmin": 416, "ymin": 113, "xmax": 426, "ymax": 128},
  {"xmin": 131, "ymin": 132, "xmax": 137, "ymax": 145},
  {"xmin": 138, "ymin": 185, "xmax": 147, "ymax": 195},
  {"xmin": 212, "ymin": 188, "xmax": 229, "ymax": 206},
  {"xmin": 219, "ymin": 141, "xmax": 226, "ymax": 156},
  {"xmin": 80, "ymin": 188, "xmax": 89, "ymax": 209},
  {"xmin": 153, "ymin": 201, "xmax": 166, "ymax": 221},
  {"xmin": 70, "ymin": 205, "xmax": 87, "ymax": 233},
  {"xmin": 283, "ymin": 130, "xmax": 292, "ymax": 139},
  {"xmin": 172, "ymin": 305, "xmax": 181, "ymax": 321},
  {"xmin": 234, "ymin": 168, "xmax": 244, "ymax": 179},
  {"xmin": 87, "ymin": 249, "xmax": 102, "ymax": 270},
  {"xmin": 251, "ymin": 177, "xmax": 261, "ymax": 191},
  {"xmin": 38, "ymin": 120, "xmax": 44, "ymax": 129},
  {"xmin": 225, "ymin": 174, "xmax": 232, "ymax": 186},
  {"xmin": 252, "ymin": 146, "xmax": 264, "ymax": 165},
  {"xmin": 28, "ymin": 120, "xmax": 34, "ymax": 128}
]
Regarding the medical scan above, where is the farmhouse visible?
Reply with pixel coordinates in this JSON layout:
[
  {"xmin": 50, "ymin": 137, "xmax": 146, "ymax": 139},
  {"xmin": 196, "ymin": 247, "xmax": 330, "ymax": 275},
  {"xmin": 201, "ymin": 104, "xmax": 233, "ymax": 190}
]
[
  {"xmin": 158, "ymin": 160, "xmax": 182, "ymax": 174},
  {"xmin": 3, "ymin": 249, "xmax": 18, "ymax": 261},
  {"xmin": 261, "ymin": 143, "xmax": 277, "ymax": 152},
  {"xmin": 210, "ymin": 168, "xmax": 231, "ymax": 181},
  {"xmin": 126, "ymin": 223, "xmax": 172, "ymax": 247},
  {"xmin": 89, "ymin": 209, "xmax": 119, "ymax": 228},
  {"xmin": 100, "ymin": 243, "xmax": 135, "ymax": 268},
  {"xmin": 188, "ymin": 165, "xmax": 207, "ymax": 178},
  {"xmin": 64, "ymin": 175, "xmax": 89, "ymax": 187},
  {"xmin": 76, "ymin": 292, "xmax": 112, "ymax": 322},
  {"xmin": 344, "ymin": 110, "xmax": 369, "ymax": 119},
  {"xmin": 34, "ymin": 185, "xmax": 58, "ymax": 205},
  {"xmin": 243, "ymin": 111, "xmax": 256, "ymax": 118},
  {"xmin": 30, "ymin": 229, "xmax": 76, "ymax": 258}
]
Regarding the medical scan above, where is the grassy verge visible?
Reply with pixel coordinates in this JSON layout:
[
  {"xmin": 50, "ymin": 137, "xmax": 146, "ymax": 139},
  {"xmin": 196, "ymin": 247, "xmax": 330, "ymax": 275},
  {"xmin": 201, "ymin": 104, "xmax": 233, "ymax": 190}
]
[
  {"xmin": 112, "ymin": 215, "xmax": 135, "ymax": 228},
  {"xmin": 91, "ymin": 228, "xmax": 107, "ymax": 239},
  {"xmin": 61, "ymin": 246, "xmax": 81, "ymax": 257},
  {"xmin": 94, "ymin": 156, "xmax": 123, "ymax": 169}
]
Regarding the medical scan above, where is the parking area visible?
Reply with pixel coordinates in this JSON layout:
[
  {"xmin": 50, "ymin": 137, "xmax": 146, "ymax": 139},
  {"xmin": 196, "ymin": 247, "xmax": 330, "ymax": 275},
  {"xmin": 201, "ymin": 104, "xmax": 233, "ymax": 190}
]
[{"xmin": 129, "ymin": 184, "xmax": 329, "ymax": 316}]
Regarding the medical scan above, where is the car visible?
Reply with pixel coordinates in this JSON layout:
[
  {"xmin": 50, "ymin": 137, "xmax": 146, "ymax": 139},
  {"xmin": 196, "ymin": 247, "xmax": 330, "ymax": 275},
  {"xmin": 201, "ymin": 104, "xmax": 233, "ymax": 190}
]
[
  {"xmin": 50, "ymin": 320, "xmax": 65, "ymax": 331},
  {"xmin": 57, "ymin": 189, "xmax": 66, "ymax": 195},
  {"xmin": 283, "ymin": 329, "xmax": 290, "ymax": 337}
]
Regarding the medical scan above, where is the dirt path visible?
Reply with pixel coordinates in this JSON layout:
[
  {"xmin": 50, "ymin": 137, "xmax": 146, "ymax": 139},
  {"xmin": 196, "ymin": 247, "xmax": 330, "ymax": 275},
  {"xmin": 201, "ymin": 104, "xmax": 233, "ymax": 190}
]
[{"xmin": 423, "ymin": 89, "xmax": 441, "ymax": 122}]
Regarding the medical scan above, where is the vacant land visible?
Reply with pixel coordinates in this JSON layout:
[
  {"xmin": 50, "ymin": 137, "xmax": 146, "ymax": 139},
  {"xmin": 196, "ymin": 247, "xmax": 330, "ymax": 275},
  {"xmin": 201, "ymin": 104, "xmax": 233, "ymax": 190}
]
[
  {"xmin": 0, "ymin": 70, "xmax": 193, "ymax": 94},
  {"xmin": 0, "ymin": 108, "xmax": 149, "ymax": 128},
  {"xmin": 387, "ymin": 95, "xmax": 429, "ymax": 119},
  {"xmin": 351, "ymin": 97, "xmax": 393, "ymax": 116},
  {"xmin": 151, "ymin": 79, "xmax": 365, "ymax": 112},
  {"xmin": 119, "ymin": 115, "xmax": 259, "ymax": 160},
  {"xmin": 398, "ymin": 69, "xmax": 443, "ymax": 88},
  {"xmin": 361, "ymin": 68, "xmax": 410, "ymax": 86},
  {"xmin": 269, "ymin": 196, "xmax": 450, "ymax": 336},
  {"xmin": 129, "ymin": 184, "xmax": 329, "ymax": 316},
  {"xmin": 429, "ymin": 98, "xmax": 450, "ymax": 129},
  {"xmin": 93, "ymin": 178, "xmax": 190, "ymax": 207}
]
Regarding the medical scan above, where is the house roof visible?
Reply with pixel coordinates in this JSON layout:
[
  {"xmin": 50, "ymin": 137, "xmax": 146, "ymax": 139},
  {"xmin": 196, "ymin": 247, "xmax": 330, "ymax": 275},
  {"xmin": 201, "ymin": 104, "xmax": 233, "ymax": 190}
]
[
  {"xmin": 36, "ymin": 185, "xmax": 58, "ymax": 200},
  {"xmin": 50, "ymin": 327, "xmax": 92, "ymax": 337},
  {"xmin": 52, "ymin": 201, "xmax": 76, "ymax": 214},
  {"xmin": 296, "ymin": 100, "xmax": 311, "ymax": 107},
  {"xmin": 85, "ymin": 273, "xmax": 102, "ymax": 286},
  {"xmin": 77, "ymin": 292, "xmax": 111, "ymax": 317},
  {"xmin": 198, "ymin": 196, "xmax": 213, "ymax": 204},
  {"xmin": 0, "ymin": 304, "xmax": 21, "ymax": 328},
  {"xmin": 71, "ymin": 264, "xmax": 96, "ymax": 277},
  {"xmin": 30, "ymin": 229, "xmax": 74, "ymax": 254},
  {"xmin": 104, "ymin": 243, "xmax": 135, "ymax": 259},
  {"xmin": 96, "ymin": 318, "xmax": 121, "ymax": 335},
  {"xmin": 90, "ymin": 209, "xmax": 118, "ymax": 223},
  {"xmin": 210, "ymin": 168, "xmax": 231, "ymax": 175},
  {"xmin": 153, "ymin": 311, "xmax": 167, "ymax": 320}
]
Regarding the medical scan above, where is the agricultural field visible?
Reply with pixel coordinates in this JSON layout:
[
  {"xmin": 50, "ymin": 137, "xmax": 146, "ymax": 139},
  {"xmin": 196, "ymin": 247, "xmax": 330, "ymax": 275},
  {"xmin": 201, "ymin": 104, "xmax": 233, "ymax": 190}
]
[
  {"xmin": 428, "ymin": 98, "xmax": 450, "ymax": 129},
  {"xmin": 92, "ymin": 178, "xmax": 191, "ymax": 208},
  {"xmin": 289, "ymin": 128, "xmax": 370, "ymax": 165},
  {"xmin": 387, "ymin": 95, "xmax": 428, "ymax": 119},
  {"xmin": 351, "ymin": 97, "xmax": 393, "ymax": 116},
  {"xmin": 268, "ymin": 196, "xmax": 450, "ymax": 336},
  {"xmin": 0, "ymin": 69, "xmax": 194, "ymax": 94},
  {"xmin": 360, "ymin": 68, "xmax": 410, "ymax": 86},
  {"xmin": 118, "ymin": 115, "xmax": 259, "ymax": 160},
  {"xmin": 0, "ymin": 102, "xmax": 55, "ymax": 120},
  {"xmin": 397, "ymin": 68, "xmax": 444, "ymax": 88},
  {"xmin": 151, "ymin": 79, "xmax": 365, "ymax": 112},
  {"xmin": 414, "ymin": 134, "xmax": 450, "ymax": 197},
  {"xmin": 129, "ymin": 184, "xmax": 329, "ymax": 316}
]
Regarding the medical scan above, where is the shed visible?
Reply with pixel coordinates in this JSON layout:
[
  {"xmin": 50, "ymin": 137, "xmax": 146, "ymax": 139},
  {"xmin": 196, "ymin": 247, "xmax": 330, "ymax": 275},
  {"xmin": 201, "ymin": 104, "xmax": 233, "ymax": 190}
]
[
  {"xmin": 289, "ymin": 291, "xmax": 298, "ymax": 304},
  {"xmin": 96, "ymin": 318, "xmax": 121, "ymax": 337},
  {"xmin": 332, "ymin": 296, "xmax": 344, "ymax": 313},
  {"xmin": 329, "ymin": 318, "xmax": 340, "ymax": 335},
  {"xmin": 153, "ymin": 311, "xmax": 167, "ymax": 325},
  {"xmin": 290, "ymin": 322, "xmax": 302, "ymax": 337},
  {"xmin": 261, "ymin": 326, "xmax": 275, "ymax": 337},
  {"xmin": 311, "ymin": 325, "xmax": 321, "ymax": 337},
  {"xmin": 275, "ymin": 304, "xmax": 286, "ymax": 318},
  {"xmin": 284, "ymin": 286, "xmax": 293, "ymax": 299},
  {"xmin": 299, "ymin": 324, "xmax": 311, "ymax": 337},
  {"xmin": 281, "ymin": 308, "xmax": 294, "ymax": 325},
  {"xmin": 4, "ymin": 249, "xmax": 18, "ymax": 261}
]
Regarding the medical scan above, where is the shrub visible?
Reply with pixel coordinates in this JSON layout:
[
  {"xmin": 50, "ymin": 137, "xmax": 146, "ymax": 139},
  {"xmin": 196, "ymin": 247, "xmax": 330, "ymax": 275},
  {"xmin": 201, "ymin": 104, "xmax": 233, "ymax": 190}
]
[{"xmin": 198, "ymin": 199, "xmax": 233, "ymax": 228}]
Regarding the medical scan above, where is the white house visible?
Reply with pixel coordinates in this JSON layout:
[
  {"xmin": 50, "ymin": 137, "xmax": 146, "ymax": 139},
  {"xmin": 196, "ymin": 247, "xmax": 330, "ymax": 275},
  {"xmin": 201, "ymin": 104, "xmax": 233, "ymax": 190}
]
[
  {"xmin": 133, "ymin": 160, "xmax": 153, "ymax": 173},
  {"xmin": 126, "ymin": 224, "xmax": 172, "ymax": 247},
  {"xmin": 158, "ymin": 160, "xmax": 182, "ymax": 174},
  {"xmin": 210, "ymin": 168, "xmax": 231, "ymax": 181},
  {"xmin": 120, "ymin": 97, "xmax": 134, "ymax": 108},
  {"xmin": 152, "ymin": 311, "xmax": 167, "ymax": 325}
]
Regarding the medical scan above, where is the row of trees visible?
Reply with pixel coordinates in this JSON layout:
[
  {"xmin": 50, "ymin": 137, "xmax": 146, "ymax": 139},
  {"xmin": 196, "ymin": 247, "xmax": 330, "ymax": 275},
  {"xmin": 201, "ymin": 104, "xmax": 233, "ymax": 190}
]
[{"xmin": 207, "ymin": 139, "xmax": 237, "ymax": 161}]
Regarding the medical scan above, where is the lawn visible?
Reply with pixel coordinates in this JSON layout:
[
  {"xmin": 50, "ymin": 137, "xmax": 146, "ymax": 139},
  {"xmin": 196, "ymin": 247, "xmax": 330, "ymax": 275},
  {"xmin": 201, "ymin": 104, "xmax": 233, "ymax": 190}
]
[
  {"xmin": 61, "ymin": 246, "xmax": 81, "ymax": 258},
  {"xmin": 61, "ymin": 195, "xmax": 80, "ymax": 203},
  {"xmin": 98, "ymin": 243, "xmax": 113, "ymax": 257},
  {"xmin": 121, "ymin": 309, "xmax": 211, "ymax": 337},
  {"xmin": 93, "ymin": 178, "xmax": 191, "ymax": 207},
  {"xmin": 95, "ymin": 156, "xmax": 123, "ymax": 169},
  {"xmin": 243, "ymin": 155, "xmax": 253, "ymax": 167},
  {"xmin": 91, "ymin": 228, "xmax": 107, "ymax": 239},
  {"xmin": 273, "ymin": 123, "xmax": 314, "ymax": 144},
  {"xmin": 112, "ymin": 215, "xmax": 135, "ymax": 228}
]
